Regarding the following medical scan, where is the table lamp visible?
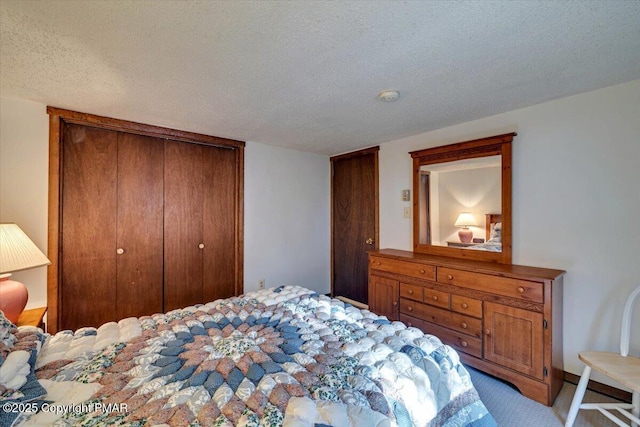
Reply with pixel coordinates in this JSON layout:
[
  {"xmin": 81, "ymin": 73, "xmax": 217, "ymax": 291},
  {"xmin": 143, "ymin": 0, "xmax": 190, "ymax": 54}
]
[
  {"xmin": 454, "ymin": 212, "xmax": 478, "ymax": 243},
  {"xmin": 0, "ymin": 223, "xmax": 50, "ymax": 323}
]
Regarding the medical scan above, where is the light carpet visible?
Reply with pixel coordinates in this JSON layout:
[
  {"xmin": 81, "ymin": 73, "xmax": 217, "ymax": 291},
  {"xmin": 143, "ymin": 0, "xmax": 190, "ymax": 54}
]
[{"xmin": 468, "ymin": 366, "xmax": 626, "ymax": 426}]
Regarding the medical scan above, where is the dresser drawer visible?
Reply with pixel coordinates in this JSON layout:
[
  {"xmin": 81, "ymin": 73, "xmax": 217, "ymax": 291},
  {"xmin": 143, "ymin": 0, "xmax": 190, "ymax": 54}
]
[
  {"xmin": 450, "ymin": 294, "xmax": 483, "ymax": 318},
  {"xmin": 370, "ymin": 256, "xmax": 436, "ymax": 281},
  {"xmin": 400, "ymin": 314, "xmax": 482, "ymax": 358},
  {"xmin": 401, "ymin": 300, "xmax": 482, "ymax": 339},
  {"xmin": 421, "ymin": 288, "xmax": 450, "ymax": 309},
  {"xmin": 400, "ymin": 283, "xmax": 423, "ymax": 302},
  {"xmin": 437, "ymin": 267, "xmax": 543, "ymax": 303}
]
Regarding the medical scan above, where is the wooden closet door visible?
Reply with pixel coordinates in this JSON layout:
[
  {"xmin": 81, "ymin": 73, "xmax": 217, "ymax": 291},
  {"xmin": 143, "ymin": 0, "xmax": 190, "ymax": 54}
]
[
  {"xmin": 116, "ymin": 133, "xmax": 164, "ymax": 319},
  {"xmin": 164, "ymin": 140, "xmax": 204, "ymax": 310},
  {"xmin": 332, "ymin": 150, "xmax": 377, "ymax": 304},
  {"xmin": 61, "ymin": 124, "xmax": 118, "ymax": 330},
  {"xmin": 202, "ymin": 146, "xmax": 237, "ymax": 301}
]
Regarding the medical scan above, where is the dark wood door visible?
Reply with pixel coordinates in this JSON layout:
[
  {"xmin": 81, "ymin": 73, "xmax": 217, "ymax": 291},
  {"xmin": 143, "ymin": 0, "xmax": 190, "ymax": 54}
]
[
  {"xmin": 331, "ymin": 148, "xmax": 378, "ymax": 304},
  {"xmin": 48, "ymin": 108, "xmax": 245, "ymax": 333},
  {"xmin": 116, "ymin": 133, "xmax": 164, "ymax": 319},
  {"xmin": 61, "ymin": 124, "xmax": 118, "ymax": 330},
  {"xmin": 164, "ymin": 140, "xmax": 204, "ymax": 311},
  {"xmin": 202, "ymin": 146, "xmax": 237, "ymax": 302}
]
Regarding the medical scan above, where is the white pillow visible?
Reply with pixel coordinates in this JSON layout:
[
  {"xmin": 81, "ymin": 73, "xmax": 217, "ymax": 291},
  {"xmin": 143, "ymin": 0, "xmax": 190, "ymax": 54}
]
[{"xmin": 490, "ymin": 222, "xmax": 502, "ymax": 242}]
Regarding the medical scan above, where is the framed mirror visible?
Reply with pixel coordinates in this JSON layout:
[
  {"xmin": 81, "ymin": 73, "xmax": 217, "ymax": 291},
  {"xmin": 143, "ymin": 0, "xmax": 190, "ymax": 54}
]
[{"xmin": 410, "ymin": 133, "xmax": 515, "ymax": 264}]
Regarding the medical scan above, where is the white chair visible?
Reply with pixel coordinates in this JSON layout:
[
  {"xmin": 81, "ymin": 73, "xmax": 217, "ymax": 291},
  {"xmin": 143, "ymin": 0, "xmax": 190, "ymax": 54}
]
[{"xmin": 565, "ymin": 285, "xmax": 640, "ymax": 427}]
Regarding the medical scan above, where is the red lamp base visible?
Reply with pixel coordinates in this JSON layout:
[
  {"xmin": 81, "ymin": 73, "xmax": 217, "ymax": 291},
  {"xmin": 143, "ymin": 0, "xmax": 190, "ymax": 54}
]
[
  {"xmin": 0, "ymin": 275, "xmax": 28, "ymax": 324},
  {"xmin": 458, "ymin": 228, "xmax": 473, "ymax": 243}
]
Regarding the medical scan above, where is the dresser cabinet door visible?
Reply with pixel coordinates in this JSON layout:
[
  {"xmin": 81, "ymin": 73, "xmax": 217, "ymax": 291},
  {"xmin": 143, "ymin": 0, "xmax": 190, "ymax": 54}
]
[
  {"xmin": 368, "ymin": 275, "xmax": 399, "ymax": 320},
  {"xmin": 484, "ymin": 301, "xmax": 544, "ymax": 379}
]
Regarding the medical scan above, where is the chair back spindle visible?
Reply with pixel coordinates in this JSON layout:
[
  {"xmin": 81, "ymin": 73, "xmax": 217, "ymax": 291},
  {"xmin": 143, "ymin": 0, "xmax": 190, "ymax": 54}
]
[{"xmin": 620, "ymin": 285, "xmax": 640, "ymax": 357}]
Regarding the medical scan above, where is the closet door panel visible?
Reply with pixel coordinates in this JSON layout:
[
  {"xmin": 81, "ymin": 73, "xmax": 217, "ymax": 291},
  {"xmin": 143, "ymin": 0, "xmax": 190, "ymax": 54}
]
[
  {"xmin": 116, "ymin": 133, "xmax": 165, "ymax": 319},
  {"xmin": 203, "ymin": 146, "xmax": 237, "ymax": 301},
  {"xmin": 164, "ymin": 140, "xmax": 204, "ymax": 311},
  {"xmin": 61, "ymin": 124, "xmax": 118, "ymax": 330}
]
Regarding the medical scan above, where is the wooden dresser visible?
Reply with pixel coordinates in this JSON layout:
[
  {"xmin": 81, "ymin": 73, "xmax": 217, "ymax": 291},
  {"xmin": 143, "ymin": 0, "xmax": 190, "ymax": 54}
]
[{"xmin": 368, "ymin": 249, "xmax": 565, "ymax": 406}]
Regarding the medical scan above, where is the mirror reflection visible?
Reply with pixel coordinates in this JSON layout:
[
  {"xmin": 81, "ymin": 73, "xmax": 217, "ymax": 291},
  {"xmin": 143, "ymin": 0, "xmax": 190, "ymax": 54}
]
[{"xmin": 419, "ymin": 155, "xmax": 502, "ymax": 252}]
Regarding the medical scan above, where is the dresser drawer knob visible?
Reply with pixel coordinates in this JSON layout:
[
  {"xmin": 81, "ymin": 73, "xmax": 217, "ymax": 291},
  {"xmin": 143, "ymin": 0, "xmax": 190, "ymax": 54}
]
[
  {"xmin": 420, "ymin": 269, "xmax": 426, "ymax": 274},
  {"xmin": 407, "ymin": 322, "xmax": 413, "ymax": 327},
  {"xmin": 517, "ymin": 286, "xmax": 525, "ymax": 294},
  {"xmin": 484, "ymin": 329, "xmax": 491, "ymax": 336},
  {"xmin": 116, "ymin": 248, "xmax": 125, "ymax": 255},
  {"xmin": 408, "ymin": 306, "xmax": 413, "ymax": 311},
  {"xmin": 461, "ymin": 303, "xmax": 468, "ymax": 309},
  {"xmin": 461, "ymin": 322, "xmax": 468, "ymax": 329},
  {"xmin": 432, "ymin": 295, "xmax": 438, "ymax": 301},
  {"xmin": 447, "ymin": 274, "xmax": 453, "ymax": 280},
  {"xmin": 393, "ymin": 301, "xmax": 398, "ymax": 306},
  {"xmin": 376, "ymin": 261, "xmax": 381, "ymax": 266},
  {"xmin": 408, "ymin": 289, "xmax": 413, "ymax": 294},
  {"xmin": 460, "ymin": 341, "xmax": 468, "ymax": 348}
]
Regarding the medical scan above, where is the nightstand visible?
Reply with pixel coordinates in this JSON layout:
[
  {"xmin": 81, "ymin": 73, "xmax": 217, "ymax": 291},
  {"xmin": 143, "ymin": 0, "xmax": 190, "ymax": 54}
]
[
  {"xmin": 446, "ymin": 241, "xmax": 480, "ymax": 248},
  {"xmin": 16, "ymin": 307, "xmax": 47, "ymax": 330}
]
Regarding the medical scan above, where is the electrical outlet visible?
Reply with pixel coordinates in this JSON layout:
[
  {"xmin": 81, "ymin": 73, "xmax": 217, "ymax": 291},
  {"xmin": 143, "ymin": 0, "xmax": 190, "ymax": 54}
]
[
  {"xmin": 404, "ymin": 207, "xmax": 411, "ymax": 218},
  {"xmin": 258, "ymin": 279, "xmax": 265, "ymax": 290}
]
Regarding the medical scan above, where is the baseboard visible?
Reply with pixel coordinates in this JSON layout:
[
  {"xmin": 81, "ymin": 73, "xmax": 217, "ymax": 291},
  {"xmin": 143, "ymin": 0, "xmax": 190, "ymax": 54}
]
[{"xmin": 563, "ymin": 371, "xmax": 632, "ymax": 403}]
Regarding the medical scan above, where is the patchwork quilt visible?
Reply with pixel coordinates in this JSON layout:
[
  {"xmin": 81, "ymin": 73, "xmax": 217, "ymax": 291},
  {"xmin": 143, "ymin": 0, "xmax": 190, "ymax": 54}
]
[{"xmin": 1, "ymin": 286, "xmax": 496, "ymax": 427}]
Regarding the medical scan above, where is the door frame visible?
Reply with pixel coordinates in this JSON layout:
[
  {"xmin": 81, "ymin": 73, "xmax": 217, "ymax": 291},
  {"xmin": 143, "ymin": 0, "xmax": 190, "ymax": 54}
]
[
  {"xmin": 47, "ymin": 107, "xmax": 245, "ymax": 333},
  {"xmin": 330, "ymin": 146, "xmax": 379, "ymax": 300}
]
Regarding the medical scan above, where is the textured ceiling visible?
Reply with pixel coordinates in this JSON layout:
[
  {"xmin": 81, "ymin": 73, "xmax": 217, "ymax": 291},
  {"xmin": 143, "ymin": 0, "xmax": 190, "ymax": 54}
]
[{"xmin": 1, "ymin": 1, "xmax": 639, "ymax": 156}]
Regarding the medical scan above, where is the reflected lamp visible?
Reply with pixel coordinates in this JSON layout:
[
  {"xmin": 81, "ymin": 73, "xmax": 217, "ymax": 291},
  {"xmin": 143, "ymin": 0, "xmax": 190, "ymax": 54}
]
[
  {"xmin": 0, "ymin": 223, "xmax": 50, "ymax": 323},
  {"xmin": 454, "ymin": 212, "xmax": 478, "ymax": 243}
]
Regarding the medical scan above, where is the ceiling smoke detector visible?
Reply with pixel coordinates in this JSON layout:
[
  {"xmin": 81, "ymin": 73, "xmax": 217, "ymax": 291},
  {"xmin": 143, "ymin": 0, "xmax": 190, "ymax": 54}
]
[{"xmin": 377, "ymin": 90, "xmax": 400, "ymax": 102}]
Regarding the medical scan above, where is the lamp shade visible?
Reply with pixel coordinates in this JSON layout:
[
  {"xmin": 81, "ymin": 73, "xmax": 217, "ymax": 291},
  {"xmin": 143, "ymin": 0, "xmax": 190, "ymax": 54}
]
[
  {"xmin": 0, "ymin": 223, "xmax": 50, "ymax": 274},
  {"xmin": 454, "ymin": 212, "xmax": 478, "ymax": 228},
  {"xmin": 0, "ymin": 223, "xmax": 50, "ymax": 323}
]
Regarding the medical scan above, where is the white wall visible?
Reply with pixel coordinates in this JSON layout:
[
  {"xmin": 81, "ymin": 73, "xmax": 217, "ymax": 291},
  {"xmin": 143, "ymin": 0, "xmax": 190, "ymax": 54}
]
[
  {"xmin": 435, "ymin": 166, "xmax": 501, "ymax": 244},
  {"xmin": 0, "ymin": 98, "xmax": 49, "ymax": 309},
  {"xmin": 0, "ymin": 97, "xmax": 331, "ymax": 314},
  {"xmin": 244, "ymin": 141, "xmax": 330, "ymax": 294},
  {"xmin": 379, "ymin": 79, "xmax": 640, "ymax": 386}
]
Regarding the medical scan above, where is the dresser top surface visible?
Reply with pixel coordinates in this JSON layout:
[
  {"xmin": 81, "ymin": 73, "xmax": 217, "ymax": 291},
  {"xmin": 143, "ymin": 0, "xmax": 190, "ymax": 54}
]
[{"xmin": 370, "ymin": 248, "xmax": 565, "ymax": 281}]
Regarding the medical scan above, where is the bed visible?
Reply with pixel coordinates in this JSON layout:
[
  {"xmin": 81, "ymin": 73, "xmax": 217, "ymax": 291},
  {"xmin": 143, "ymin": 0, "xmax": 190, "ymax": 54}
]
[
  {"xmin": 1, "ymin": 286, "xmax": 496, "ymax": 427},
  {"xmin": 467, "ymin": 214, "xmax": 502, "ymax": 252}
]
